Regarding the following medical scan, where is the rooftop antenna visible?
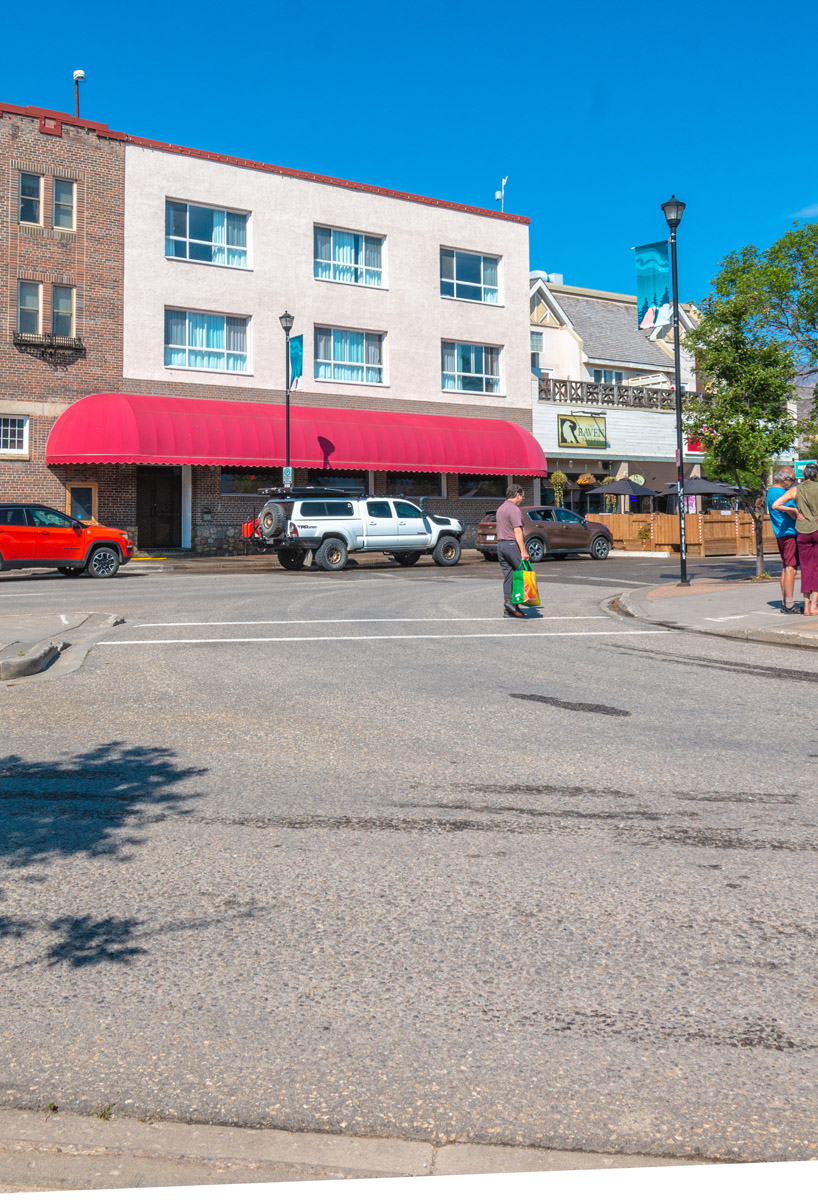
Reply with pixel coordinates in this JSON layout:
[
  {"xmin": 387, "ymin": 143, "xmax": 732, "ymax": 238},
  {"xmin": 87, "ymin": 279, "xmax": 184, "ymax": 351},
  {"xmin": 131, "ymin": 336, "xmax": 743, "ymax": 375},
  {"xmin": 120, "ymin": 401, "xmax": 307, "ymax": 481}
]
[
  {"xmin": 495, "ymin": 176, "xmax": 508, "ymax": 213},
  {"xmin": 73, "ymin": 70, "xmax": 85, "ymax": 118}
]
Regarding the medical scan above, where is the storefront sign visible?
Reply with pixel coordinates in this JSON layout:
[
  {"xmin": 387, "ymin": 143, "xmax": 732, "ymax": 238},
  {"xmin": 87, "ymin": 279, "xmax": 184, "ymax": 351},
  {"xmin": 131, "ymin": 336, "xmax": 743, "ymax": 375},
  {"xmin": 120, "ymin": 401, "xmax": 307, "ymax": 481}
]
[
  {"xmin": 795, "ymin": 460, "xmax": 817, "ymax": 480},
  {"xmin": 629, "ymin": 473, "xmax": 645, "ymax": 486},
  {"xmin": 557, "ymin": 414, "xmax": 607, "ymax": 450}
]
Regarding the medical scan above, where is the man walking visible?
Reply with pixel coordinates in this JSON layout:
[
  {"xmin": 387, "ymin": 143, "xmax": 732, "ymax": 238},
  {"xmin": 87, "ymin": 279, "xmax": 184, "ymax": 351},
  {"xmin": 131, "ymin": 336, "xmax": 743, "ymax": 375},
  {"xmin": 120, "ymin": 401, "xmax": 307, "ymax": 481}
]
[
  {"xmin": 496, "ymin": 484, "xmax": 527, "ymax": 618},
  {"xmin": 767, "ymin": 466, "xmax": 799, "ymax": 614}
]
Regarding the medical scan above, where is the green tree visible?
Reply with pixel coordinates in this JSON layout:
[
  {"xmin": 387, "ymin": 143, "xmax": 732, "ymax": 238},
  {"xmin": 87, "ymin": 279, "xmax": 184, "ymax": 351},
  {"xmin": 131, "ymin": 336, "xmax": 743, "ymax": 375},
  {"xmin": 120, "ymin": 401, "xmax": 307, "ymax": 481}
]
[
  {"xmin": 684, "ymin": 296, "xmax": 800, "ymax": 575},
  {"xmin": 709, "ymin": 222, "xmax": 818, "ymax": 370}
]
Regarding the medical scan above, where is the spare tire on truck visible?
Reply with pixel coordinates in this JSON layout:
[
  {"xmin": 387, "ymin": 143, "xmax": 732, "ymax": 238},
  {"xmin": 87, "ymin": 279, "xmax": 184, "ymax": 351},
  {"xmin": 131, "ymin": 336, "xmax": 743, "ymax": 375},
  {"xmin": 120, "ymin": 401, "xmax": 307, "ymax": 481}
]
[{"xmin": 258, "ymin": 501, "xmax": 287, "ymax": 538}]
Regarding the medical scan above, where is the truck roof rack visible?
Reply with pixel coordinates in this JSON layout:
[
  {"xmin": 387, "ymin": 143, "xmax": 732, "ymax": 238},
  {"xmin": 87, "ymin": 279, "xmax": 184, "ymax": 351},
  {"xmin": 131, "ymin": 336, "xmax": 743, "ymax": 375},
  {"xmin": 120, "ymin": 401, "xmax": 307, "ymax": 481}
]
[{"xmin": 258, "ymin": 485, "xmax": 366, "ymax": 498}]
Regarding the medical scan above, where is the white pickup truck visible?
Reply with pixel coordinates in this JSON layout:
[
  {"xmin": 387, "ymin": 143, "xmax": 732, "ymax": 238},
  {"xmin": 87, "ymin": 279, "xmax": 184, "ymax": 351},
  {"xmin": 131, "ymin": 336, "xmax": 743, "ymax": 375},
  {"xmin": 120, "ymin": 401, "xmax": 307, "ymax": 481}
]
[{"xmin": 244, "ymin": 488, "xmax": 463, "ymax": 571}]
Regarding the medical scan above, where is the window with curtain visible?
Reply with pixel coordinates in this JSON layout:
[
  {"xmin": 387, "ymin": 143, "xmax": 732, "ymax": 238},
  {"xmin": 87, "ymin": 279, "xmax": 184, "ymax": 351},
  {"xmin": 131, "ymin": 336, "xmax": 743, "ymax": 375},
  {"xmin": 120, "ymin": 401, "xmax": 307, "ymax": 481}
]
[
  {"xmin": 17, "ymin": 282, "xmax": 41, "ymax": 334},
  {"xmin": 314, "ymin": 327, "xmax": 384, "ymax": 383},
  {"xmin": 52, "ymin": 286, "xmax": 74, "ymax": 337},
  {"xmin": 440, "ymin": 249, "xmax": 499, "ymax": 303},
  {"xmin": 164, "ymin": 310, "xmax": 249, "ymax": 372},
  {"xmin": 53, "ymin": 180, "xmax": 75, "ymax": 229},
  {"xmin": 165, "ymin": 202, "xmax": 248, "ymax": 267},
  {"xmin": 19, "ymin": 173, "xmax": 41, "ymax": 224},
  {"xmin": 441, "ymin": 341, "xmax": 501, "ymax": 393},
  {"xmin": 314, "ymin": 226, "xmax": 383, "ymax": 286}
]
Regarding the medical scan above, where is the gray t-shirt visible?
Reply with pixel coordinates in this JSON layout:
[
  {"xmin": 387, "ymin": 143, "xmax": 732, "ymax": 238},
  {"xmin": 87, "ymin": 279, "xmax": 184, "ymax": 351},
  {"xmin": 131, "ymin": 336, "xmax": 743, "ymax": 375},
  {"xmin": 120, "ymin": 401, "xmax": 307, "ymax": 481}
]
[{"xmin": 496, "ymin": 499, "xmax": 524, "ymax": 541}]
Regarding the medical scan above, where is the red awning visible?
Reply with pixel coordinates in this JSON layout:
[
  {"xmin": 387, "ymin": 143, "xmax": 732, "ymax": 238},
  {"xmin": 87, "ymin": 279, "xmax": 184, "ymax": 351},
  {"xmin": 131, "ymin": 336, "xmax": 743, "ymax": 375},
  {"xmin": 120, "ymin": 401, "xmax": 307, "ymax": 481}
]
[{"xmin": 46, "ymin": 393, "xmax": 547, "ymax": 475}]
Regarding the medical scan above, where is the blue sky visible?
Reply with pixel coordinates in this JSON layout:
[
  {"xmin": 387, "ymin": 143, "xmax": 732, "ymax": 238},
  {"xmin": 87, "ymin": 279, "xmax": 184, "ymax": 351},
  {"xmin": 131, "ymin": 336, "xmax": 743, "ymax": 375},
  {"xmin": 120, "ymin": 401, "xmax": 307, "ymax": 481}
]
[{"xmin": 6, "ymin": 0, "xmax": 816, "ymax": 302}]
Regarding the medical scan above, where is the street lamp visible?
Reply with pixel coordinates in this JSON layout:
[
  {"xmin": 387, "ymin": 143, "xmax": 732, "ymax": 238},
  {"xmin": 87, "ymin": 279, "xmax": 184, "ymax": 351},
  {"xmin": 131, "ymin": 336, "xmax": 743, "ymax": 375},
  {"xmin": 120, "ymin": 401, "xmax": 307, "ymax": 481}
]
[
  {"xmin": 661, "ymin": 194, "xmax": 690, "ymax": 587},
  {"xmin": 279, "ymin": 311, "xmax": 294, "ymax": 490},
  {"xmin": 73, "ymin": 69, "xmax": 85, "ymax": 118}
]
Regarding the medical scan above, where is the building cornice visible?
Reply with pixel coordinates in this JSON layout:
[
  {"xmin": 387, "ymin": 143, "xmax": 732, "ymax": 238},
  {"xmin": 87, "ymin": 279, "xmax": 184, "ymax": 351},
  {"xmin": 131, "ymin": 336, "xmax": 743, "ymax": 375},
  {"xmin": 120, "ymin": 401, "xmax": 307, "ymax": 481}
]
[{"xmin": 1, "ymin": 102, "xmax": 530, "ymax": 225}]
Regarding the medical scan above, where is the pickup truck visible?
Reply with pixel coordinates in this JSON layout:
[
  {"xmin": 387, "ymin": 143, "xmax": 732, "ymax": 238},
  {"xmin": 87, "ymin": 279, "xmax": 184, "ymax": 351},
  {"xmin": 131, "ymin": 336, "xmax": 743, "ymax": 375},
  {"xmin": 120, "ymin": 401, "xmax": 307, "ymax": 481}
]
[{"xmin": 242, "ymin": 488, "xmax": 463, "ymax": 571}]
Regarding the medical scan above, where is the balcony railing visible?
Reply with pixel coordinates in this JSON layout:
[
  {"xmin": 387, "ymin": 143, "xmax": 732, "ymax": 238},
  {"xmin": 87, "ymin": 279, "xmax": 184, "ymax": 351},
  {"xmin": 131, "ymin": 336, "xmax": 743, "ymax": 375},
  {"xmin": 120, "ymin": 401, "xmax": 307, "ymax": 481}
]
[
  {"xmin": 13, "ymin": 331, "xmax": 85, "ymax": 365},
  {"xmin": 538, "ymin": 377, "xmax": 701, "ymax": 410}
]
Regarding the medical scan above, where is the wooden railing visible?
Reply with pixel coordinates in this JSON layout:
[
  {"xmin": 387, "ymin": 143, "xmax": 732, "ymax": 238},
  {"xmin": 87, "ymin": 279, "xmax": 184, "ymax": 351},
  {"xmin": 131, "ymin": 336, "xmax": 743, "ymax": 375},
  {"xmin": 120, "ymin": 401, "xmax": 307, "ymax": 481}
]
[
  {"xmin": 591, "ymin": 511, "xmax": 777, "ymax": 556},
  {"xmin": 538, "ymin": 377, "xmax": 703, "ymax": 410}
]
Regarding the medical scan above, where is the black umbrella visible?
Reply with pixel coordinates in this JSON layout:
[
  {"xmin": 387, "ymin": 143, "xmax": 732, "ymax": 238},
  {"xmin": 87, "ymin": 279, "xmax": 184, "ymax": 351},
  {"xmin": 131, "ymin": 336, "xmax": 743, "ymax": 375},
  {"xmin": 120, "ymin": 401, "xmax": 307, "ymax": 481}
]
[
  {"xmin": 657, "ymin": 477, "xmax": 738, "ymax": 496},
  {"xmin": 586, "ymin": 479, "xmax": 658, "ymax": 497}
]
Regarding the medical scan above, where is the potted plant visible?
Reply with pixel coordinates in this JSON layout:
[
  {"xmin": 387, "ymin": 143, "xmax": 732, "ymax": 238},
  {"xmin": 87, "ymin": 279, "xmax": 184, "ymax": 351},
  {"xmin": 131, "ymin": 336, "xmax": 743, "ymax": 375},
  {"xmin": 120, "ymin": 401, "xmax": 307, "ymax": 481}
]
[{"xmin": 550, "ymin": 470, "xmax": 569, "ymax": 507}]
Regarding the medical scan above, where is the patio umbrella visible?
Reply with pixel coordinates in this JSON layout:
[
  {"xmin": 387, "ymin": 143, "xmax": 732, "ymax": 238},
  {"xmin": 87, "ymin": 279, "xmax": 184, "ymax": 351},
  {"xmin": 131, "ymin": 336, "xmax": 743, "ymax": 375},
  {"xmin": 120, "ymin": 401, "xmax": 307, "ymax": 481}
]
[
  {"xmin": 586, "ymin": 479, "xmax": 658, "ymax": 497},
  {"xmin": 657, "ymin": 477, "xmax": 738, "ymax": 496}
]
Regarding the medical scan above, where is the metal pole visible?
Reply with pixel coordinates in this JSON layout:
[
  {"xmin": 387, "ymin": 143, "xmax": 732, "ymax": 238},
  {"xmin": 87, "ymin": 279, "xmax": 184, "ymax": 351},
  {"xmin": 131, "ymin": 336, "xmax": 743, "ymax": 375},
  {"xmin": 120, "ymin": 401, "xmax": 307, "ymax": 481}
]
[
  {"xmin": 75, "ymin": 79, "xmax": 80, "ymax": 118},
  {"xmin": 669, "ymin": 226, "xmax": 689, "ymax": 586},
  {"xmin": 284, "ymin": 330, "xmax": 291, "ymax": 486}
]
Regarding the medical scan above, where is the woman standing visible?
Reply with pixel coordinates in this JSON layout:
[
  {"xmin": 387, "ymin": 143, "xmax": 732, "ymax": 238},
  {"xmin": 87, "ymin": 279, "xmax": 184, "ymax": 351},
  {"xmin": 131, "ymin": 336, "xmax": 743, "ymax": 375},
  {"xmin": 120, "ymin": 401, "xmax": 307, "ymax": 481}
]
[{"xmin": 774, "ymin": 463, "xmax": 818, "ymax": 615}]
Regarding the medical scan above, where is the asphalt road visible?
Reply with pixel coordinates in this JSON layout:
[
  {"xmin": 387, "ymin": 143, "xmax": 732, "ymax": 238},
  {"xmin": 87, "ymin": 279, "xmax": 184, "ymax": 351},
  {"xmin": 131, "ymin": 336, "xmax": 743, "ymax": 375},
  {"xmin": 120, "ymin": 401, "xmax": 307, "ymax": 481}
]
[{"xmin": 1, "ymin": 553, "xmax": 816, "ymax": 1164}]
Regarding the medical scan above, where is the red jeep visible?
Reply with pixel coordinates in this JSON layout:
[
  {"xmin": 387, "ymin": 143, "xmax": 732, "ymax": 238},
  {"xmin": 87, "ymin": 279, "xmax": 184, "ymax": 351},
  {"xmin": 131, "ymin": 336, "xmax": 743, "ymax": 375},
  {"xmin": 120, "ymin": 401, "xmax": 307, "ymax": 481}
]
[{"xmin": 0, "ymin": 503, "xmax": 134, "ymax": 578}]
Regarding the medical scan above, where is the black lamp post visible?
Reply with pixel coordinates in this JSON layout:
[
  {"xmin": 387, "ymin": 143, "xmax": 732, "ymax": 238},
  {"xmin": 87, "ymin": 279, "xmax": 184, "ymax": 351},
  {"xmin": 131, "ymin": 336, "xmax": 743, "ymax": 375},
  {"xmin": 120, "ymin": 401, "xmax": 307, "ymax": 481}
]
[
  {"xmin": 661, "ymin": 194, "xmax": 689, "ymax": 587},
  {"xmin": 279, "ymin": 311, "xmax": 294, "ymax": 489}
]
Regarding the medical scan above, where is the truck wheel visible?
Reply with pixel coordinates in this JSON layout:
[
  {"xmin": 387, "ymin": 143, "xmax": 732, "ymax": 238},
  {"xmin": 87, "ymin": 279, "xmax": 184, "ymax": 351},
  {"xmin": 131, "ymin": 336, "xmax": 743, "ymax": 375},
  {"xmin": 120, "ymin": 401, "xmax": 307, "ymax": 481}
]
[
  {"xmin": 432, "ymin": 536, "xmax": 461, "ymax": 566},
  {"xmin": 315, "ymin": 538, "xmax": 348, "ymax": 571},
  {"xmin": 259, "ymin": 502, "xmax": 287, "ymax": 538},
  {"xmin": 277, "ymin": 548, "xmax": 307, "ymax": 571},
  {"xmin": 393, "ymin": 551, "xmax": 422, "ymax": 566},
  {"xmin": 86, "ymin": 546, "xmax": 120, "ymax": 579}
]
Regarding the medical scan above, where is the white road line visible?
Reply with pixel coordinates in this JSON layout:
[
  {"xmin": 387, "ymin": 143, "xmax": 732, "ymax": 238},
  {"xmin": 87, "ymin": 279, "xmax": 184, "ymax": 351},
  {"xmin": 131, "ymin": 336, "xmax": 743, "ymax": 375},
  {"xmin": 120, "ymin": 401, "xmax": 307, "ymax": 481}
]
[
  {"xmin": 135, "ymin": 616, "xmax": 608, "ymax": 627},
  {"xmin": 566, "ymin": 575, "xmax": 649, "ymax": 586},
  {"xmin": 0, "ymin": 592, "xmax": 48, "ymax": 599},
  {"xmin": 100, "ymin": 630, "xmax": 669, "ymax": 646}
]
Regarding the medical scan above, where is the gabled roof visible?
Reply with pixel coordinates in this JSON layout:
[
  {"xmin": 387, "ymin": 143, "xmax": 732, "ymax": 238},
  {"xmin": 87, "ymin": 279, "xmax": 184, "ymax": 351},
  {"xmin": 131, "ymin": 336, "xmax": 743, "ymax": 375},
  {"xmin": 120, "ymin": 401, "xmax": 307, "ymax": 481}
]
[{"xmin": 536, "ymin": 280, "xmax": 696, "ymax": 371}]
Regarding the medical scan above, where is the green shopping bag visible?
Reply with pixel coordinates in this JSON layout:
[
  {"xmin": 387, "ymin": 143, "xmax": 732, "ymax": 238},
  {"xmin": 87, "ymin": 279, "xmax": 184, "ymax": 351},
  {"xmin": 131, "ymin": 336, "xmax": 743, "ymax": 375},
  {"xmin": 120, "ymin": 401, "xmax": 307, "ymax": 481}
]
[{"xmin": 511, "ymin": 559, "xmax": 530, "ymax": 605}]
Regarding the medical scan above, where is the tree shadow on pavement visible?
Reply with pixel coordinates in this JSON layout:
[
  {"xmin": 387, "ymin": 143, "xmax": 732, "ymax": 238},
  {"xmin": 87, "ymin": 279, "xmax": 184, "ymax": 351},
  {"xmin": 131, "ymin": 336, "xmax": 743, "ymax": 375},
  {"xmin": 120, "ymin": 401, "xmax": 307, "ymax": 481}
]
[
  {"xmin": 0, "ymin": 742, "xmax": 207, "ymax": 968},
  {"xmin": 0, "ymin": 741, "xmax": 204, "ymax": 867}
]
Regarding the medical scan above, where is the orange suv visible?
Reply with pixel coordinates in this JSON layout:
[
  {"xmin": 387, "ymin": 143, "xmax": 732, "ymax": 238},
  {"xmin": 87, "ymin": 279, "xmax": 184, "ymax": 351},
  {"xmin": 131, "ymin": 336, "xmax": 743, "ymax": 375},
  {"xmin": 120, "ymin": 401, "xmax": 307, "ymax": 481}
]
[{"xmin": 0, "ymin": 504, "xmax": 134, "ymax": 578}]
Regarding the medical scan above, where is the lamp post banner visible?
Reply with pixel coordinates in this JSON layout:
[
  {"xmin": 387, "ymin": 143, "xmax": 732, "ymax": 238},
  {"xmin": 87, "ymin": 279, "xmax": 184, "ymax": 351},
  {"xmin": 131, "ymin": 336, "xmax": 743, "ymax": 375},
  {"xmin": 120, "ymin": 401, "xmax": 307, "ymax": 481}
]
[
  {"xmin": 289, "ymin": 335, "xmax": 303, "ymax": 389},
  {"xmin": 635, "ymin": 241, "xmax": 671, "ymax": 329}
]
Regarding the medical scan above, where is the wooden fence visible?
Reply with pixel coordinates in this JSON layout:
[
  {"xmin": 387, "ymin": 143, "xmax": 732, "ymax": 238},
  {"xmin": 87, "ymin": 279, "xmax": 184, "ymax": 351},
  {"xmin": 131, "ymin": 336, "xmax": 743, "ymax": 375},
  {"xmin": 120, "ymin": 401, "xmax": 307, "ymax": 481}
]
[{"xmin": 590, "ymin": 511, "xmax": 778, "ymax": 556}]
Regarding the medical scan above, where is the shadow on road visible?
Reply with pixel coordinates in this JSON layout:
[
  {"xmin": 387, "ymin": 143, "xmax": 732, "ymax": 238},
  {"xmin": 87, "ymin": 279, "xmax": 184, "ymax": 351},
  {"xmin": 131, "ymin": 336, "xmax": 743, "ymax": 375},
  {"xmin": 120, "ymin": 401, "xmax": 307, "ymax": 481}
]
[
  {"xmin": 0, "ymin": 742, "xmax": 206, "ymax": 968},
  {"xmin": 0, "ymin": 741, "xmax": 203, "ymax": 867}
]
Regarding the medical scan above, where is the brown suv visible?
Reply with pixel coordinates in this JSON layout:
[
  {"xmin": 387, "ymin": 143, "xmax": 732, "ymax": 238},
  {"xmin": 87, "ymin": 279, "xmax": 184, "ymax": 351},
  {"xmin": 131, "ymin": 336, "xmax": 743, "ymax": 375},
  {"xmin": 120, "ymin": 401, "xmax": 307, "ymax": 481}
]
[{"xmin": 476, "ymin": 506, "xmax": 613, "ymax": 563}]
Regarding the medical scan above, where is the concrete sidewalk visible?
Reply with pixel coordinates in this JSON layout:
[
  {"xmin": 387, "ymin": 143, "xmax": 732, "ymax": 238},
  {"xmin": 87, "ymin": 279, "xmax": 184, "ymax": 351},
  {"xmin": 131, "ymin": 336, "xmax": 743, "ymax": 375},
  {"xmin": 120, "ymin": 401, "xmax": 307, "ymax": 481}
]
[
  {"xmin": 0, "ymin": 1108, "xmax": 701, "ymax": 1192},
  {"xmin": 617, "ymin": 578, "xmax": 818, "ymax": 651}
]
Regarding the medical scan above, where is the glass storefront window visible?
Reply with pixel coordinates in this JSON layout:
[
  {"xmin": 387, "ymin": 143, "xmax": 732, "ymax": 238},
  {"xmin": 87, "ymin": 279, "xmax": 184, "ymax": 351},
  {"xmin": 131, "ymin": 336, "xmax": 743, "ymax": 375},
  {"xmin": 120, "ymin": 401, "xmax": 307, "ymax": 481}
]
[
  {"xmin": 457, "ymin": 476, "xmax": 507, "ymax": 499},
  {"xmin": 221, "ymin": 470, "xmax": 283, "ymax": 495},
  {"xmin": 385, "ymin": 472, "xmax": 443, "ymax": 497}
]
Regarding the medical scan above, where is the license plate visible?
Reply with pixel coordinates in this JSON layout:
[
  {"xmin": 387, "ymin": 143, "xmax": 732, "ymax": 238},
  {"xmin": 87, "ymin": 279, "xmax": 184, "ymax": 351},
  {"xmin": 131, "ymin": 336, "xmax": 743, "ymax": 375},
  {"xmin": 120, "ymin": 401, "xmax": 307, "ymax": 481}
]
[{"xmin": 485, "ymin": 535, "xmax": 495, "ymax": 541}]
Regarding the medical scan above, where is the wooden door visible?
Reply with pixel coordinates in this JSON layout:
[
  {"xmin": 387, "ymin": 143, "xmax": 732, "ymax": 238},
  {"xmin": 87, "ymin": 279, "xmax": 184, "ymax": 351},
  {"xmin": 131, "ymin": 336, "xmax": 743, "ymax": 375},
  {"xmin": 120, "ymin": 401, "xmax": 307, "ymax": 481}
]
[{"xmin": 137, "ymin": 468, "xmax": 182, "ymax": 548}]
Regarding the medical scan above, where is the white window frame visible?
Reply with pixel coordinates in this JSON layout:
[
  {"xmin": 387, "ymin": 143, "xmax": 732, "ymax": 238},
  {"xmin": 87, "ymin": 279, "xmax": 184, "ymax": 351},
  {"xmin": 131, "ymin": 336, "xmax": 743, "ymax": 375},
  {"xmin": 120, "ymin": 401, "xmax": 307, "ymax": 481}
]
[
  {"xmin": 313, "ymin": 226, "xmax": 385, "ymax": 288},
  {"xmin": 441, "ymin": 340, "xmax": 502, "ymax": 394},
  {"xmin": 19, "ymin": 172, "xmax": 42, "ymax": 225},
  {"xmin": 440, "ymin": 247, "xmax": 500, "ymax": 305},
  {"xmin": 592, "ymin": 369, "xmax": 625, "ymax": 384},
  {"xmin": 165, "ymin": 200, "xmax": 250, "ymax": 269},
  {"xmin": 52, "ymin": 285, "xmax": 75, "ymax": 337},
  {"xmin": 314, "ymin": 326, "xmax": 386, "ymax": 385},
  {"xmin": 0, "ymin": 416, "xmax": 30, "ymax": 456},
  {"xmin": 17, "ymin": 281, "xmax": 42, "ymax": 335},
  {"xmin": 164, "ymin": 309, "xmax": 251, "ymax": 375},
  {"xmin": 53, "ymin": 179, "xmax": 76, "ymax": 231}
]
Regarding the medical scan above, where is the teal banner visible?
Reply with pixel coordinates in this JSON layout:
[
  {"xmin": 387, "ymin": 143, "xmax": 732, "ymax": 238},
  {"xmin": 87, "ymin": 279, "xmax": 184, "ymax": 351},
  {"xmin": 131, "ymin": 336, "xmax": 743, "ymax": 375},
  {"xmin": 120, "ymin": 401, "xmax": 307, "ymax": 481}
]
[
  {"xmin": 635, "ymin": 241, "xmax": 671, "ymax": 329},
  {"xmin": 289, "ymin": 335, "xmax": 303, "ymax": 387}
]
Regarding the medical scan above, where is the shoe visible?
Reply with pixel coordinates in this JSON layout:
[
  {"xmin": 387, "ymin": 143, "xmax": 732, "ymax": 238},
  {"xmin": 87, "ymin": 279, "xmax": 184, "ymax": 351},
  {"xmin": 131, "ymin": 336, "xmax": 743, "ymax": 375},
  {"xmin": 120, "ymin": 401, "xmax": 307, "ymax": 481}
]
[
  {"xmin": 503, "ymin": 603, "xmax": 525, "ymax": 619},
  {"xmin": 782, "ymin": 604, "xmax": 799, "ymax": 615}
]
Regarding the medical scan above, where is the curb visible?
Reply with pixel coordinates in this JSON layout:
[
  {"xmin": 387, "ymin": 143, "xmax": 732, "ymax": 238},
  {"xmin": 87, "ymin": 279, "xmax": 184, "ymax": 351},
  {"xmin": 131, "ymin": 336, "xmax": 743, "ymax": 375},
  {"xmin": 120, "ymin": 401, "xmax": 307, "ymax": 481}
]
[
  {"xmin": 0, "ymin": 1107, "xmax": 704, "ymax": 1191},
  {"xmin": 616, "ymin": 587, "xmax": 818, "ymax": 652},
  {"xmin": 0, "ymin": 638, "xmax": 65, "ymax": 680},
  {"xmin": 0, "ymin": 613, "xmax": 125, "ymax": 681}
]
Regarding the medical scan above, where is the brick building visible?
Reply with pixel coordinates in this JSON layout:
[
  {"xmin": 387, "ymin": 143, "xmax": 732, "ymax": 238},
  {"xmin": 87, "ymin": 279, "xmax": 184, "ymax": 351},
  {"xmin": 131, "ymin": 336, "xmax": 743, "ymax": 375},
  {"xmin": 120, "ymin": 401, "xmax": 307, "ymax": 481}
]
[{"xmin": 1, "ymin": 102, "xmax": 544, "ymax": 552}]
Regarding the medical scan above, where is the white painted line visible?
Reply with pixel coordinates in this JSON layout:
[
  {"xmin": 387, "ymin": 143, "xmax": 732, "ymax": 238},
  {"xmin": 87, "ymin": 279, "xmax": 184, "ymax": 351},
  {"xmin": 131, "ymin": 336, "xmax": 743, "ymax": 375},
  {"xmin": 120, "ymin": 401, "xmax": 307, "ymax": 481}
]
[
  {"xmin": 135, "ymin": 616, "xmax": 608, "ymax": 627},
  {"xmin": 100, "ymin": 630, "xmax": 669, "ymax": 646},
  {"xmin": 0, "ymin": 592, "xmax": 48, "ymax": 599},
  {"xmin": 567, "ymin": 575, "xmax": 649, "ymax": 586}
]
